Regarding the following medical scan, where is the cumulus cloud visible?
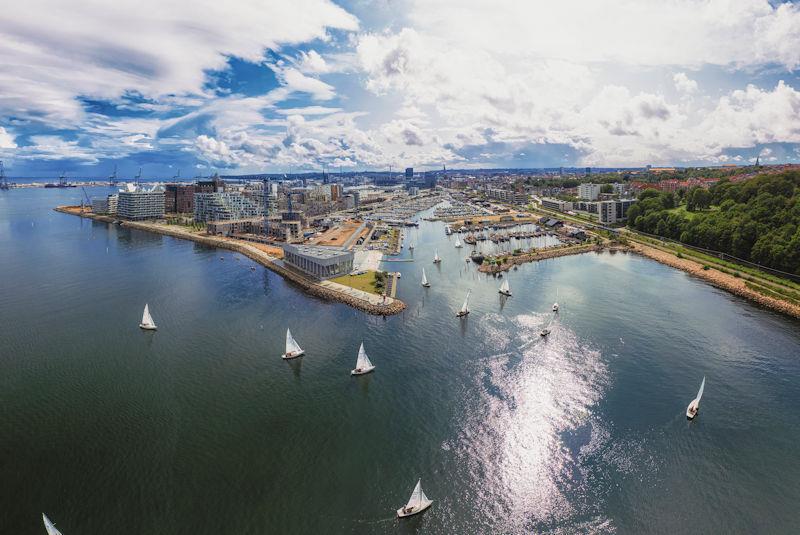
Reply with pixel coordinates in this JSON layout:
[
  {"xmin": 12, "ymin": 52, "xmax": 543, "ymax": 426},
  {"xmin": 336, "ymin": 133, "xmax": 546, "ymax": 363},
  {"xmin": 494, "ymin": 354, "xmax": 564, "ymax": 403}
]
[
  {"xmin": 673, "ymin": 72, "xmax": 699, "ymax": 93},
  {"xmin": 0, "ymin": 127, "xmax": 16, "ymax": 149}
]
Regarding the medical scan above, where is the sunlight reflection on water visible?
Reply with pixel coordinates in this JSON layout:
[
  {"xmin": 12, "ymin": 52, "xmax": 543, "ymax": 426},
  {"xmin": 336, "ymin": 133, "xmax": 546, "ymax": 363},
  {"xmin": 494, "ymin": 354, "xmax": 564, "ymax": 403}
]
[{"xmin": 454, "ymin": 312, "xmax": 612, "ymax": 532}]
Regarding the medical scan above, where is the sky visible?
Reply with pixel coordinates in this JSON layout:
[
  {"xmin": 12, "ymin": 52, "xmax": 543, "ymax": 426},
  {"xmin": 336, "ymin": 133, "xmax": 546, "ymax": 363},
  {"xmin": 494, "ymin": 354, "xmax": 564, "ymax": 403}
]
[{"xmin": 2, "ymin": 0, "xmax": 800, "ymax": 177}]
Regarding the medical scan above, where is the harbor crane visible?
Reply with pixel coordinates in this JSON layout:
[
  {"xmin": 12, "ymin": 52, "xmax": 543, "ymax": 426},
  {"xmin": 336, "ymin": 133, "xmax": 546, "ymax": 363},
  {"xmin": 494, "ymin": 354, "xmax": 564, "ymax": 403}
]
[
  {"xmin": 0, "ymin": 161, "xmax": 8, "ymax": 190},
  {"xmin": 108, "ymin": 164, "xmax": 118, "ymax": 187},
  {"xmin": 80, "ymin": 186, "xmax": 92, "ymax": 211}
]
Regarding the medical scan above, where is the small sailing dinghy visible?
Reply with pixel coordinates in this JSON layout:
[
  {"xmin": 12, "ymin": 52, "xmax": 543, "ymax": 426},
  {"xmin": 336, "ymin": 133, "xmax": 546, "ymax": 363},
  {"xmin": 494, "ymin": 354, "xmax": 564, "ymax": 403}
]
[
  {"xmin": 433, "ymin": 249, "xmax": 441, "ymax": 263},
  {"xmin": 552, "ymin": 289, "xmax": 559, "ymax": 312},
  {"xmin": 351, "ymin": 342, "xmax": 376, "ymax": 375},
  {"xmin": 43, "ymin": 514, "xmax": 63, "ymax": 535},
  {"xmin": 686, "ymin": 376, "xmax": 705, "ymax": 419},
  {"xmin": 282, "ymin": 328, "xmax": 305, "ymax": 359},
  {"xmin": 456, "ymin": 290, "xmax": 471, "ymax": 317},
  {"xmin": 139, "ymin": 303, "xmax": 157, "ymax": 330},
  {"xmin": 454, "ymin": 237, "xmax": 463, "ymax": 248},
  {"xmin": 540, "ymin": 327, "xmax": 551, "ymax": 337},
  {"xmin": 499, "ymin": 279, "xmax": 512, "ymax": 296},
  {"xmin": 421, "ymin": 268, "xmax": 431, "ymax": 288},
  {"xmin": 397, "ymin": 479, "xmax": 433, "ymax": 518}
]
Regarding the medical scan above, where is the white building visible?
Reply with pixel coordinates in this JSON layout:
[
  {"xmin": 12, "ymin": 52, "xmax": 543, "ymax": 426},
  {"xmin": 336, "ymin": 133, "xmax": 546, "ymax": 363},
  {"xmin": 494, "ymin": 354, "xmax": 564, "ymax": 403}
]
[
  {"xmin": 194, "ymin": 192, "xmax": 262, "ymax": 222},
  {"xmin": 577, "ymin": 183, "xmax": 601, "ymax": 201},
  {"xmin": 541, "ymin": 197, "xmax": 573, "ymax": 212},
  {"xmin": 598, "ymin": 199, "xmax": 637, "ymax": 224},
  {"xmin": 283, "ymin": 244, "xmax": 354, "ymax": 279},
  {"xmin": 118, "ymin": 191, "xmax": 165, "ymax": 220}
]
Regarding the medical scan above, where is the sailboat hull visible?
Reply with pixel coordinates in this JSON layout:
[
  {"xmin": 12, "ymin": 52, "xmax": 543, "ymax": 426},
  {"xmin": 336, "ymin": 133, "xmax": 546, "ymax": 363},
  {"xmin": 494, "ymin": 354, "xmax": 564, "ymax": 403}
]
[
  {"xmin": 351, "ymin": 365, "xmax": 376, "ymax": 376},
  {"xmin": 686, "ymin": 401, "xmax": 699, "ymax": 419},
  {"xmin": 282, "ymin": 350, "xmax": 305, "ymax": 359},
  {"xmin": 456, "ymin": 311, "xmax": 469, "ymax": 317},
  {"xmin": 397, "ymin": 501, "xmax": 433, "ymax": 518},
  {"xmin": 499, "ymin": 291, "xmax": 512, "ymax": 296},
  {"xmin": 422, "ymin": 283, "xmax": 430, "ymax": 288},
  {"xmin": 139, "ymin": 324, "xmax": 157, "ymax": 330}
]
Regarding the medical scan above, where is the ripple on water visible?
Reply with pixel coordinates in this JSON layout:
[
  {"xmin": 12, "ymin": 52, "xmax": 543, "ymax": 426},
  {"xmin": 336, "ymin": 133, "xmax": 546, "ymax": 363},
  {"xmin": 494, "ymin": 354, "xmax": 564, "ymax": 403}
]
[{"xmin": 452, "ymin": 312, "xmax": 614, "ymax": 533}]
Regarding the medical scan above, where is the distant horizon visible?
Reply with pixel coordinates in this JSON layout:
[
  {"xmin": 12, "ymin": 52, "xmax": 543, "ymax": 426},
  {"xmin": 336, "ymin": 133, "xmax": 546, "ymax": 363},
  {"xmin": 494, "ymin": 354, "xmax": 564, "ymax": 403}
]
[{"xmin": 6, "ymin": 162, "xmax": 792, "ymax": 181}]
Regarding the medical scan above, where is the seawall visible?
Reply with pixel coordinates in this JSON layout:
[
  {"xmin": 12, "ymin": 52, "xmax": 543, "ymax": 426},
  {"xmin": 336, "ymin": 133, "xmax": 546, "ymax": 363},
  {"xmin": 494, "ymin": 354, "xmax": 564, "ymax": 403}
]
[{"xmin": 55, "ymin": 207, "xmax": 406, "ymax": 316}]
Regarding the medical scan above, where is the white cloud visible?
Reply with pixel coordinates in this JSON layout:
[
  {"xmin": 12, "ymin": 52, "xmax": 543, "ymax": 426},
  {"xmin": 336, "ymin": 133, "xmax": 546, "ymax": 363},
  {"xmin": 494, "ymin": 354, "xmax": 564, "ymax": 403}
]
[
  {"xmin": 673, "ymin": 72, "xmax": 698, "ymax": 94},
  {"xmin": 0, "ymin": 0, "xmax": 358, "ymax": 125},
  {"xmin": 277, "ymin": 68, "xmax": 337, "ymax": 100},
  {"xmin": 0, "ymin": 127, "xmax": 16, "ymax": 149}
]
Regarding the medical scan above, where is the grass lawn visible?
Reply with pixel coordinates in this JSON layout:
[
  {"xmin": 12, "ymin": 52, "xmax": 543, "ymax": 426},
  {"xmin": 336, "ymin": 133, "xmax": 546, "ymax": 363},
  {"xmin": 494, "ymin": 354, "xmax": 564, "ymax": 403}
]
[
  {"xmin": 330, "ymin": 271, "xmax": 381, "ymax": 294},
  {"xmin": 667, "ymin": 204, "xmax": 718, "ymax": 220}
]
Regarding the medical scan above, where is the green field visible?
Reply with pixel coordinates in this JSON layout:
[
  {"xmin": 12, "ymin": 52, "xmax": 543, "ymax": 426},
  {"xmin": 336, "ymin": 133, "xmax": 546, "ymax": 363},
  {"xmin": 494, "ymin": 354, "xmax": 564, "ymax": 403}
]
[{"xmin": 330, "ymin": 271, "xmax": 381, "ymax": 294}]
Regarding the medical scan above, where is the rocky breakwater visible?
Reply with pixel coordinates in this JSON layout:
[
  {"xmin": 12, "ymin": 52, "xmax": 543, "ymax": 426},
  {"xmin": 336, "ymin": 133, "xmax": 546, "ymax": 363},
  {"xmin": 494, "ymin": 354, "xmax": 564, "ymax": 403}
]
[{"xmin": 478, "ymin": 243, "xmax": 603, "ymax": 274}]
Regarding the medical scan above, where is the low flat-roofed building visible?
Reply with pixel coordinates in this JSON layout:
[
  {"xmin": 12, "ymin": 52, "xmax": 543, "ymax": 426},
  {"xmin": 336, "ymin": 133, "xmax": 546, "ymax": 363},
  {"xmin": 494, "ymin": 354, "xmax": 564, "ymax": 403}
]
[
  {"xmin": 283, "ymin": 244, "xmax": 354, "ymax": 279},
  {"xmin": 541, "ymin": 197, "xmax": 572, "ymax": 212}
]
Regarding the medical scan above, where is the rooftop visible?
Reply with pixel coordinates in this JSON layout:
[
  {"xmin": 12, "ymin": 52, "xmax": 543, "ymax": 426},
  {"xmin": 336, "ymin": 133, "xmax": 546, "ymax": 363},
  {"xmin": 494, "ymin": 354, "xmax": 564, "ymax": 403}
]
[{"xmin": 284, "ymin": 243, "xmax": 352, "ymax": 259}]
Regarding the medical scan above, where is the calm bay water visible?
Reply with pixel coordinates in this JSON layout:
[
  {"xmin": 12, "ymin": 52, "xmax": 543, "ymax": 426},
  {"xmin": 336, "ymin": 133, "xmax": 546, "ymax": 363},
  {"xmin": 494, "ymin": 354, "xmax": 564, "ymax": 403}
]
[{"xmin": 2, "ymin": 187, "xmax": 800, "ymax": 534}]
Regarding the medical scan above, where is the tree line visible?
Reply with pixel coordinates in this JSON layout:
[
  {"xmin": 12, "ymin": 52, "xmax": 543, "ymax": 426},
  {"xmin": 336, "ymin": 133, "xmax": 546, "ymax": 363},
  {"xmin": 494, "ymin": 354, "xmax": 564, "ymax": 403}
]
[{"xmin": 626, "ymin": 170, "xmax": 800, "ymax": 275}]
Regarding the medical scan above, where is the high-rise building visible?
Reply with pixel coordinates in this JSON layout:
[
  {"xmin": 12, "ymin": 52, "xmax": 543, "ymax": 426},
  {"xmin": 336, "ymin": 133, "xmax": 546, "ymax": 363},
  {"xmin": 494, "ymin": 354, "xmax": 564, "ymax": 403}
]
[
  {"xmin": 585, "ymin": 167, "xmax": 592, "ymax": 176},
  {"xmin": 118, "ymin": 191, "xmax": 165, "ymax": 220},
  {"xmin": 405, "ymin": 167, "xmax": 414, "ymax": 180},
  {"xmin": 164, "ymin": 184, "xmax": 196, "ymax": 213},
  {"xmin": 577, "ymin": 183, "xmax": 601, "ymax": 201},
  {"xmin": 194, "ymin": 192, "xmax": 261, "ymax": 222}
]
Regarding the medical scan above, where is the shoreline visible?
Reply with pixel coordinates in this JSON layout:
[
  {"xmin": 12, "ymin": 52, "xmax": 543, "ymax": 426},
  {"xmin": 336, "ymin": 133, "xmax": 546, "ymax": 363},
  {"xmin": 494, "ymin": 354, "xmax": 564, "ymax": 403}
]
[
  {"xmin": 55, "ymin": 207, "xmax": 407, "ymax": 316},
  {"xmin": 477, "ymin": 243, "xmax": 604, "ymax": 273},
  {"xmin": 628, "ymin": 241, "xmax": 800, "ymax": 320}
]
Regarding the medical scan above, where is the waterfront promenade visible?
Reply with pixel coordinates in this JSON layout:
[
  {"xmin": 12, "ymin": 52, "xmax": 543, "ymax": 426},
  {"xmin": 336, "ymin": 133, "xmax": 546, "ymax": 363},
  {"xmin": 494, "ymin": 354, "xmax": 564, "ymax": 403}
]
[{"xmin": 55, "ymin": 206, "xmax": 406, "ymax": 316}]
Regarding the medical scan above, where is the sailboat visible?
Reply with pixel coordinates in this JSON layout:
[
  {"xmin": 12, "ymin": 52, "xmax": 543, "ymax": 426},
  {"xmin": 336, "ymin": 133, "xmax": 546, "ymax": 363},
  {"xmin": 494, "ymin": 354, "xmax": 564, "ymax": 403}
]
[
  {"xmin": 499, "ymin": 279, "xmax": 512, "ymax": 296},
  {"xmin": 396, "ymin": 479, "xmax": 433, "ymax": 518},
  {"xmin": 282, "ymin": 328, "xmax": 305, "ymax": 359},
  {"xmin": 433, "ymin": 249, "xmax": 441, "ymax": 263},
  {"xmin": 456, "ymin": 290, "xmax": 471, "ymax": 317},
  {"xmin": 686, "ymin": 376, "xmax": 706, "ymax": 419},
  {"xmin": 454, "ymin": 236, "xmax": 463, "ymax": 248},
  {"xmin": 43, "ymin": 514, "xmax": 63, "ymax": 535},
  {"xmin": 552, "ymin": 288, "xmax": 560, "ymax": 312},
  {"xmin": 139, "ymin": 303, "xmax": 157, "ymax": 330},
  {"xmin": 421, "ymin": 268, "xmax": 430, "ymax": 288},
  {"xmin": 351, "ymin": 342, "xmax": 376, "ymax": 375},
  {"xmin": 409, "ymin": 242, "xmax": 415, "ymax": 251}
]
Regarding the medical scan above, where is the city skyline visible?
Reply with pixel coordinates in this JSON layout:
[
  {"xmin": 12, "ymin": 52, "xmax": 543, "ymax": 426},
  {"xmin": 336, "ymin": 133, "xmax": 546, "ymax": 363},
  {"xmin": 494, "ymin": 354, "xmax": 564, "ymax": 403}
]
[{"xmin": 2, "ymin": 0, "xmax": 800, "ymax": 175}]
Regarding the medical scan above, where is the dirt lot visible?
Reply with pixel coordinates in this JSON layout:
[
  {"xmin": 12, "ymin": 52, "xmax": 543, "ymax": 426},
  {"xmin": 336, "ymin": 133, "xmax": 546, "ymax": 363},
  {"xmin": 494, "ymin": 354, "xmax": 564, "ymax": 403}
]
[{"xmin": 312, "ymin": 220, "xmax": 362, "ymax": 246}]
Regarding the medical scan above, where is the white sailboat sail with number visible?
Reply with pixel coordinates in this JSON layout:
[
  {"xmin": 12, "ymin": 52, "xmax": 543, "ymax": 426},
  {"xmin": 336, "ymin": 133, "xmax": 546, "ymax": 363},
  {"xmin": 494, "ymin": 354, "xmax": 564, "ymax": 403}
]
[
  {"xmin": 499, "ymin": 279, "xmax": 511, "ymax": 296},
  {"xmin": 396, "ymin": 479, "xmax": 433, "ymax": 518},
  {"xmin": 139, "ymin": 303, "xmax": 157, "ymax": 330},
  {"xmin": 43, "ymin": 514, "xmax": 63, "ymax": 535},
  {"xmin": 282, "ymin": 328, "xmax": 305, "ymax": 359},
  {"xmin": 351, "ymin": 342, "xmax": 376, "ymax": 375},
  {"xmin": 456, "ymin": 290, "xmax": 471, "ymax": 317},
  {"xmin": 421, "ymin": 268, "xmax": 430, "ymax": 288}
]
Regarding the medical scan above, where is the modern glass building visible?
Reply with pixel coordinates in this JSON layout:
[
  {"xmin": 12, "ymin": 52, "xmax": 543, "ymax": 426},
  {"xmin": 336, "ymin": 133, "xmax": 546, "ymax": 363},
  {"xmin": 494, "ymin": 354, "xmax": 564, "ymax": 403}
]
[
  {"xmin": 193, "ymin": 192, "xmax": 262, "ymax": 222},
  {"xmin": 282, "ymin": 244, "xmax": 354, "ymax": 279},
  {"xmin": 117, "ymin": 191, "xmax": 165, "ymax": 220}
]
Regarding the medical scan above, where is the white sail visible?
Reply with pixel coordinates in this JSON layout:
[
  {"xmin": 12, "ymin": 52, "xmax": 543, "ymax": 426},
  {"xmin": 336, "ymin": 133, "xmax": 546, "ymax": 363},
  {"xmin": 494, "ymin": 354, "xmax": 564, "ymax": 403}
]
[
  {"xmin": 500, "ymin": 279, "xmax": 510, "ymax": 293},
  {"xmin": 141, "ymin": 303, "xmax": 155, "ymax": 328},
  {"xmin": 406, "ymin": 479, "xmax": 424, "ymax": 509},
  {"xmin": 434, "ymin": 249, "xmax": 440, "ymax": 262},
  {"xmin": 43, "ymin": 514, "xmax": 63, "ymax": 535},
  {"xmin": 285, "ymin": 328, "xmax": 303, "ymax": 355},
  {"xmin": 696, "ymin": 376, "xmax": 706, "ymax": 403},
  {"xmin": 421, "ymin": 268, "xmax": 429, "ymax": 286},
  {"xmin": 460, "ymin": 290, "xmax": 471, "ymax": 314},
  {"xmin": 454, "ymin": 237, "xmax": 462, "ymax": 247},
  {"xmin": 356, "ymin": 343, "xmax": 373, "ymax": 369}
]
